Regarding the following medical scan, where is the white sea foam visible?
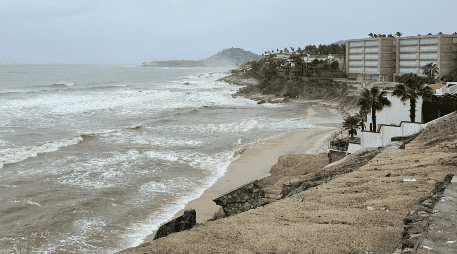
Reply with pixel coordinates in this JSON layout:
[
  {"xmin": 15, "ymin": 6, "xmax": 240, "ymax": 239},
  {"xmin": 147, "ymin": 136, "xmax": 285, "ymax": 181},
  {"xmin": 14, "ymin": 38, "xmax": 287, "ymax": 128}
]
[
  {"xmin": 113, "ymin": 149, "xmax": 236, "ymax": 253},
  {"xmin": 25, "ymin": 199, "xmax": 41, "ymax": 206},
  {"xmin": 0, "ymin": 136, "xmax": 83, "ymax": 168}
]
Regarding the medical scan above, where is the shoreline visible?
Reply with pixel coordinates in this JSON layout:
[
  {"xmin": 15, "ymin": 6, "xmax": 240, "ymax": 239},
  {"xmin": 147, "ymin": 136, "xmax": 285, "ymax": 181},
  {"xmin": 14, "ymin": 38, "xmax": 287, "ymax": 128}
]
[
  {"xmin": 137, "ymin": 70, "xmax": 344, "ymax": 245},
  {"xmin": 140, "ymin": 126, "xmax": 341, "ymax": 244}
]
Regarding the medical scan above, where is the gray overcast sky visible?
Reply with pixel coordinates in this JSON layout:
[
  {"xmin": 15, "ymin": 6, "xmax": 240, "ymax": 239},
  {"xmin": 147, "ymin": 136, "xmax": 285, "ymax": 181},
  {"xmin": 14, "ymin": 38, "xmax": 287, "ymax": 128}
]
[{"xmin": 1, "ymin": 0, "xmax": 456, "ymax": 65}]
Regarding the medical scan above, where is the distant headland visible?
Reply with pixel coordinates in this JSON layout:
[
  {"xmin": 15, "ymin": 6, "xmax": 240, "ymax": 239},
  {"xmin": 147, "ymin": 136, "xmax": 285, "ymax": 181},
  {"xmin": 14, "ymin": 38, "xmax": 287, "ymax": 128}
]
[{"xmin": 141, "ymin": 48, "xmax": 262, "ymax": 68}]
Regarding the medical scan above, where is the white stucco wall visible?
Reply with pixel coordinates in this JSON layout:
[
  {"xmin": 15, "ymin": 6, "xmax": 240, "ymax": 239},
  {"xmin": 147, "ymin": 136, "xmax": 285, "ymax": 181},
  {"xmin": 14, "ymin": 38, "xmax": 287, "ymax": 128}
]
[
  {"xmin": 361, "ymin": 131, "xmax": 382, "ymax": 149},
  {"xmin": 402, "ymin": 122, "xmax": 426, "ymax": 136},
  {"xmin": 381, "ymin": 125, "xmax": 403, "ymax": 146},
  {"xmin": 347, "ymin": 143, "xmax": 362, "ymax": 153},
  {"xmin": 366, "ymin": 91, "xmax": 423, "ymax": 126}
]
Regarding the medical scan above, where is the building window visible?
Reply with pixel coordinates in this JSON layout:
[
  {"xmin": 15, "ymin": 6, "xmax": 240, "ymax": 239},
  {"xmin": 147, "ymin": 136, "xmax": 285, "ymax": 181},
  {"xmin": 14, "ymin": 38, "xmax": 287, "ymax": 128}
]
[
  {"xmin": 349, "ymin": 67, "xmax": 363, "ymax": 72},
  {"xmin": 420, "ymin": 53, "xmax": 438, "ymax": 59},
  {"xmin": 365, "ymin": 54, "xmax": 378, "ymax": 59},
  {"xmin": 349, "ymin": 54, "xmax": 363, "ymax": 59},
  {"xmin": 420, "ymin": 38, "xmax": 438, "ymax": 44},
  {"xmin": 400, "ymin": 46, "xmax": 418, "ymax": 52},
  {"xmin": 400, "ymin": 39, "xmax": 419, "ymax": 45},
  {"xmin": 420, "ymin": 61, "xmax": 438, "ymax": 66},
  {"xmin": 365, "ymin": 41, "xmax": 379, "ymax": 46},
  {"xmin": 350, "ymin": 41, "xmax": 363, "ymax": 46},
  {"xmin": 400, "ymin": 68, "xmax": 418, "ymax": 73},
  {"xmin": 420, "ymin": 45, "xmax": 438, "ymax": 51},
  {"xmin": 393, "ymin": 40, "xmax": 397, "ymax": 46},
  {"xmin": 365, "ymin": 67, "xmax": 378, "ymax": 73},
  {"xmin": 454, "ymin": 38, "xmax": 457, "ymax": 43},
  {"xmin": 400, "ymin": 53, "xmax": 417, "ymax": 59},
  {"xmin": 350, "ymin": 48, "xmax": 363, "ymax": 53},
  {"xmin": 364, "ymin": 61, "xmax": 378, "ymax": 66},
  {"xmin": 400, "ymin": 60, "xmax": 417, "ymax": 66},
  {"xmin": 349, "ymin": 61, "xmax": 363, "ymax": 66},
  {"xmin": 365, "ymin": 47, "xmax": 379, "ymax": 53}
]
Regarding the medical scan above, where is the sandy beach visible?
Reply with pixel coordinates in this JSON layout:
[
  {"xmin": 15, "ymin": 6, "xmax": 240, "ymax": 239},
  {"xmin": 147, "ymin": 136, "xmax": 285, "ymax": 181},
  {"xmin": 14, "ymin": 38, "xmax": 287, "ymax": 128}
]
[{"xmin": 142, "ymin": 127, "xmax": 339, "ymax": 243}]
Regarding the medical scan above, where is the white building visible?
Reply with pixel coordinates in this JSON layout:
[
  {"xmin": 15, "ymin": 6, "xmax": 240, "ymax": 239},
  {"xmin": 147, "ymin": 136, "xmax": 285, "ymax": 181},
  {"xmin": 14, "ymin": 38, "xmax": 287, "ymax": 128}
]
[{"xmin": 365, "ymin": 90, "xmax": 424, "ymax": 131}]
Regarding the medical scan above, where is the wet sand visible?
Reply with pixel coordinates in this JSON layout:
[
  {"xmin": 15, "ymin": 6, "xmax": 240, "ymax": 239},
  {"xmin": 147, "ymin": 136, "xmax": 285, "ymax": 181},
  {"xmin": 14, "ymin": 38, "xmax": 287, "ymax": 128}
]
[{"xmin": 142, "ymin": 127, "xmax": 339, "ymax": 243}]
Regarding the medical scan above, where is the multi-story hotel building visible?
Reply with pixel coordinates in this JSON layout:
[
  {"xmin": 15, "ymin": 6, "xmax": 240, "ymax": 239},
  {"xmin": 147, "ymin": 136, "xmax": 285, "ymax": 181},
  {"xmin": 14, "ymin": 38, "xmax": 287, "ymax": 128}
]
[
  {"xmin": 394, "ymin": 34, "xmax": 457, "ymax": 80},
  {"xmin": 346, "ymin": 34, "xmax": 457, "ymax": 82},
  {"xmin": 346, "ymin": 37, "xmax": 396, "ymax": 82}
]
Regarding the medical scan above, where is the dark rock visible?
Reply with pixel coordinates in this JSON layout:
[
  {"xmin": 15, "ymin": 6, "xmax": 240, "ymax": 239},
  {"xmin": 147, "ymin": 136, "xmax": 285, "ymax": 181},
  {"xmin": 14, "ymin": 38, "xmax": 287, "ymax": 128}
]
[
  {"xmin": 213, "ymin": 179, "xmax": 266, "ymax": 217},
  {"xmin": 257, "ymin": 99, "xmax": 266, "ymax": 104},
  {"xmin": 211, "ymin": 206, "xmax": 226, "ymax": 221},
  {"xmin": 386, "ymin": 173, "xmax": 391, "ymax": 177},
  {"xmin": 153, "ymin": 209, "xmax": 196, "ymax": 240}
]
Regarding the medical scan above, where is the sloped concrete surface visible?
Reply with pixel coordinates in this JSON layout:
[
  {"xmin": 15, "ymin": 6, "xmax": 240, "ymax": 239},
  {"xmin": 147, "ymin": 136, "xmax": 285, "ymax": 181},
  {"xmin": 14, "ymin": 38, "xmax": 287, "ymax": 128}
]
[{"xmin": 417, "ymin": 175, "xmax": 457, "ymax": 254}]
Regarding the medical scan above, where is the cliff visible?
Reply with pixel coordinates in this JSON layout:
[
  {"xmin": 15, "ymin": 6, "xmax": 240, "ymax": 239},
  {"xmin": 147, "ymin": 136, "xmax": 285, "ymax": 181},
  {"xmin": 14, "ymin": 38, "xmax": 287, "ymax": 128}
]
[
  {"xmin": 118, "ymin": 114, "xmax": 457, "ymax": 253},
  {"xmin": 142, "ymin": 48, "xmax": 261, "ymax": 68}
]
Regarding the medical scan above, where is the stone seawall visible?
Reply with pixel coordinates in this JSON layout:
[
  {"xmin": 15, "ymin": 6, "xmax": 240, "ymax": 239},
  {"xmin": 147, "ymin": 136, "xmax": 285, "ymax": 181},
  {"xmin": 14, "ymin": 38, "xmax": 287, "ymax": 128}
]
[
  {"xmin": 211, "ymin": 179, "xmax": 271, "ymax": 218},
  {"xmin": 152, "ymin": 209, "xmax": 196, "ymax": 241}
]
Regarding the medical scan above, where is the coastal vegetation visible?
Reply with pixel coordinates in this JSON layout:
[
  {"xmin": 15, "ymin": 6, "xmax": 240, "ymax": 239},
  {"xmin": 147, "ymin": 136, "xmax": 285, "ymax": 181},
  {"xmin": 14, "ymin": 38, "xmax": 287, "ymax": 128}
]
[
  {"xmin": 357, "ymin": 86, "xmax": 392, "ymax": 132},
  {"xmin": 393, "ymin": 73, "xmax": 435, "ymax": 123},
  {"xmin": 342, "ymin": 115, "xmax": 360, "ymax": 139}
]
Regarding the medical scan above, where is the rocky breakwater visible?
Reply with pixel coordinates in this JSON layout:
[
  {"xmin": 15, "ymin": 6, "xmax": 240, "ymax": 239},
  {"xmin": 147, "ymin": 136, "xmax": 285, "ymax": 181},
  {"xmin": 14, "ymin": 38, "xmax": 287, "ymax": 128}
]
[
  {"xmin": 210, "ymin": 179, "xmax": 271, "ymax": 221},
  {"xmin": 217, "ymin": 74, "xmax": 259, "ymax": 86}
]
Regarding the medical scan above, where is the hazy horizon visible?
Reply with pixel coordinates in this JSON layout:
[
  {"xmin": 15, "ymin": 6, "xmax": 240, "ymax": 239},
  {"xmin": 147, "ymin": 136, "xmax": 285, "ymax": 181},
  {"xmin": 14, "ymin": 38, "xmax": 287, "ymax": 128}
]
[{"xmin": 1, "ymin": 0, "xmax": 456, "ymax": 65}]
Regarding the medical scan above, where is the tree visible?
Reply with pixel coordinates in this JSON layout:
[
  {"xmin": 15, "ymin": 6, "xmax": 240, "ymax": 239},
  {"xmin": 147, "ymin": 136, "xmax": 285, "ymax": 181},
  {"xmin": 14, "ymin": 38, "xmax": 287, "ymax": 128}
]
[
  {"xmin": 343, "ymin": 116, "xmax": 360, "ymax": 139},
  {"xmin": 394, "ymin": 73, "xmax": 435, "ymax": 123},
  {"xmin": 290, "ymin": 47, "xmax": 294, "ymax": 52},
  {"xmin": 368, "ymin": 33, "xmax": 374, "ymax": 38},
  {"xmin": 357, "ymin": 86, "xmax": 392, "ymax": 132},
  {"xmin": 356, "ymin": 107, "xmax": 370, "ymax": 131},
  {"xmin": 297, "ymin": 47, "xmax": 301, "ymax": 52},
  {"xmin": 330, "ymin": 60, "xmax": 339, "ymax": 70},
  {"xmin": 387, "ymin": 34, "xmax": 394, "ymax": 38},
  {"xmin": 277, "ymin": 49, "xmax": 279, "ymax": 52},
  {"xmin": 438, "ymin": 32, "xmax": 443, "ymax": 35},
  {"xmin": 395, "ymin": 31, "xmax": 403, "ymax": 37},
  {"xmin": 421, "ymin": 62, "xmax": 439, "ymax": 84},
  {"xmin": 427, "ymin": 33, "xmax": 432, "ymax": 35},
  {"xmin": 453, "ymin": 32, "xmax": 457, "ymax": 35},
  {"xmin": 441, "ymin": 67, "xmax": 457, "ymax": 82}
]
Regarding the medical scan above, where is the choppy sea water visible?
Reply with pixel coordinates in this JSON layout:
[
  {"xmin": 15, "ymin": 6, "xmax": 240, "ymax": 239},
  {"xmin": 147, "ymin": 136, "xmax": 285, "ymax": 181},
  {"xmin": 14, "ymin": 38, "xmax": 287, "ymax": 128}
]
[{"xmin": 0, "ymin": 64, "xmax": 342, "ymax": 253}]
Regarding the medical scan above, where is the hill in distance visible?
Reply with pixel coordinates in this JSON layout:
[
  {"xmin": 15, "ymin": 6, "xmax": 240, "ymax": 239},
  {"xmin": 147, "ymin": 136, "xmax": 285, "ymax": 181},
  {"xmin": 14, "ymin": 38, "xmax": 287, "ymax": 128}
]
[
  {"xmin": 142, "ymin": 48, "xmax": 262, "ymax": 68},
  {"xmin": 328, "ymin": 40, "xmax": 346, "ymax": 46}
]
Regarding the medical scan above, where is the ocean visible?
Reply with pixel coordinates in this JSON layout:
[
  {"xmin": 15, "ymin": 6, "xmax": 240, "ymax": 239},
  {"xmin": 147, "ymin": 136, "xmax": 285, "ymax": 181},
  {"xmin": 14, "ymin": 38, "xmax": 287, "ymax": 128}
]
[{"xmin": 0, "ymin": 64, "xmax": 342, "ymax": 253}]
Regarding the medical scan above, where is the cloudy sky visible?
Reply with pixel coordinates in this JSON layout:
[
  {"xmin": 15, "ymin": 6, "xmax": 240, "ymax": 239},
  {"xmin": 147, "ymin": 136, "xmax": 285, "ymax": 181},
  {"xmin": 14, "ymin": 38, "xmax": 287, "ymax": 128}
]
[{"xmin": 1, "ymin": 0, "xmax": 456, "ymax": 65}]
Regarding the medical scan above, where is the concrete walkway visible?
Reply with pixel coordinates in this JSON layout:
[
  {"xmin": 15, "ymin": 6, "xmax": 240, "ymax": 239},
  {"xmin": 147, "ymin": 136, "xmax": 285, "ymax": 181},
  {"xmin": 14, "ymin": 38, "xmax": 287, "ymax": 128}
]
[{"xmin": 417, "ymin": 174, "xmax": 457, "ymax": 254}]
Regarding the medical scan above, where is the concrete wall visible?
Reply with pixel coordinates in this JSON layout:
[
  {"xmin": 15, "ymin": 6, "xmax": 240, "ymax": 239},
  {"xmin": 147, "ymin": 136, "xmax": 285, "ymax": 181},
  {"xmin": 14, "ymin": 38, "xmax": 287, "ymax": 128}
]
[
  {"xmin": 361, "ymin": 131, "xmax": 383, "ymax": 148},
  {"xmin": 366, "ymin": 91, "xmax": 424, "ymax": 126},
  {"xmin": 402, "ymin": 122, "xmax": 426, "ymax": 136},
  {"xmin": 381, "ymin": 125, "xmax": 403, "ymax": 146},
  {"xmin": 425, "ymin": 112, "xmax": 456, "ymax": 128},
  {"xmin": 347, "ymin": 143, "xmax": 362, "ymax": 153},
  {"xmin": 328, "ymin": 149, "xmax": 348, "ymax": 164}
]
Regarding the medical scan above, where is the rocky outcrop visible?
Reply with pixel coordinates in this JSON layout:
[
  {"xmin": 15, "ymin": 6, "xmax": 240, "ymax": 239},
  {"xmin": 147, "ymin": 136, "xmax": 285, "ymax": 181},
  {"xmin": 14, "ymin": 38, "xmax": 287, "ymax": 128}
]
[
  {"xmin": 153, "ymin": 209, "xmax": 196, "ymax": 240},
  {"xmin": 212, "ymin": 179, "xmax": 270, "ymax": 218}
]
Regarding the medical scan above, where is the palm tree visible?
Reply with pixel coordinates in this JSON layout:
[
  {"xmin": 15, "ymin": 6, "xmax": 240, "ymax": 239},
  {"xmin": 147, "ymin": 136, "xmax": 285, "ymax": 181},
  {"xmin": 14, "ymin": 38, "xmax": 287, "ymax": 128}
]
[
  {"xmin": 368, "ymin": 33, "xmax": 374, "ymax": 38},
  {"xmin": 357, "ymin": 86, "xmax": 392, "ymax": 132},
  {"xmin": 343, "ymin": 116, "xmax": 360, "ymax": 139},
  {"xmin": 453, "ymin": 32, "xmax": 457, "ymax": 35},
  {"xmin": 438, "ymin": 32, "xmax": 443, "ymax": 35},
  {"xmin": 394, "ymin": 73, "xmax": 434, "ymax": 123},
  {"xmin": 356, "ymin": 107, "xmax": 370, "ymax": 131},
  {"xmin": 395, "ymin": 31, "xmax": 403, "ymax": 37},
  {"xmin": 290, "ymin": 47, "xmax": 294, "ymax": 52},
  {"xmin": 276, "ymin": 49, "xmax": 279, "ymax": 52},
  {"xmin": 387, "ymin": 34, "xmax": 394, "ymax": 38},
  {"xmin": 421, "ymin": 62, "xmax": 439, "ymax": 84},
  {"xmin": 427, "ymin": 33, "xmax": 433, "ymax": 35}
]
